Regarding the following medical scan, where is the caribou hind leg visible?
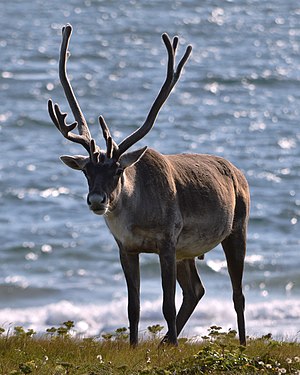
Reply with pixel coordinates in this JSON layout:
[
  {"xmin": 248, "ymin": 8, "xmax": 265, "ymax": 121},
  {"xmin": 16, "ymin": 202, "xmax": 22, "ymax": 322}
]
[
  {"xmin": 162, "ymin": 258, "xmax": 204, "ymax": 344},
  {"xmin": 176, "ymin": 258, "xmax": 205, "ymax": 336},
  {"xmin": 221, "ymin": 228, "xmax": 247, "ymax": 346}
]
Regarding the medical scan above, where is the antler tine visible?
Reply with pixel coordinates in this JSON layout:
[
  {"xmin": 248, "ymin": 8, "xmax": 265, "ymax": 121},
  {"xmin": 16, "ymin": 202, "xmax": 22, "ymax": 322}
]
[
  {"xmin": 90, "ymin": 139, "xmax": 100, "ymax": 164},
  {"xmin": 98, "ymin": 116, "xmax": 119, "ymax": 159},
  {"xmin": 48, "ymin": 99, "xmax": 91, "ymax": 153},
  {"xmin": 172, "ymin": 36, "xmax": 179, "ymax": 53},
  {"xmin": 98, "ymin": 115, "xmax": 110, "ymax": 142},
  {"xmin": 48, "ymin": 98, "xmax": 63, "ymax": 132},
  {"xmin": 117, "ymin": 33, "xmax": 192, "ymax": 157},
  {"xmin": 58, "ymin": 24, "xmax": 92, "ymax": 145}
]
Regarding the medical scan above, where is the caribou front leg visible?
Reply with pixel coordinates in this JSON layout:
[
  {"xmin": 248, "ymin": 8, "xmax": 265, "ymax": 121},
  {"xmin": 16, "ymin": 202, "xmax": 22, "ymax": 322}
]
[
  {"xmin": 119, "ymin": 248, "xmax": 140, "ymax": 346},
  {"xmin": 159, "ymin": 243, "xmax": 177, "ymax": 345}
]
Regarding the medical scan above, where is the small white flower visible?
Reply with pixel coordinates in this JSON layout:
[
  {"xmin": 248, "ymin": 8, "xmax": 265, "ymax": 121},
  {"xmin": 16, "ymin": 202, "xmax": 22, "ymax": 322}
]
[
  {"xmin": 42, "ymin": 355, "xmax": 49, "ymax": 365},
  {"xmin": 294, "ymin": 356, "xmax": 300, "ymax": 363},
  {"xmin": 278, "ymin": 368, "xmax": 286, "ymax": 374},
  {"xmin": 96, "ymin": 354, "xmax": 104, "ymax": 364},
  {"xmin": 286, "ymin": 358, "xmax": 292, "ymax": 364}
]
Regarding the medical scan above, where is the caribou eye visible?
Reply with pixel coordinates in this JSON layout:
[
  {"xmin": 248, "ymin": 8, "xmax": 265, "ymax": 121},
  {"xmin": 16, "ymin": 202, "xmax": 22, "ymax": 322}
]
[{"xmin": 115, "ymin": 167, "xmax": 123, "ymax": 176}]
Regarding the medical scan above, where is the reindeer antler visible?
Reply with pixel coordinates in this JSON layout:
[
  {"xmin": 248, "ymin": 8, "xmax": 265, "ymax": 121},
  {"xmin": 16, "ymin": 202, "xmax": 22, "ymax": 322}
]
[
  {"xmin": 116, "ymin": 33, "xmax": 192, "ymax": 158},
  {"xmin": 48, "ymin": 24, "xmax": 97, "ymax": 156},
  {"xmin": 98, "ymin": 116, "xmax": 119, "ymax": 159},
  {"xmin": 48, "ymin": 25, "xmax": 192, "ymax": 163}
]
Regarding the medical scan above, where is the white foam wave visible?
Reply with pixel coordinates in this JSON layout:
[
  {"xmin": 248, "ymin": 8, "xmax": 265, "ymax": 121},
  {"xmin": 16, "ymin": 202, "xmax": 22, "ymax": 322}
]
[
  {"xmin": 0, "ymin": 297, "xmax": 299, "ymax": 341},
  {"xmin": 206, "ymin": 254, "xmax": 264, "ymax": 273}
]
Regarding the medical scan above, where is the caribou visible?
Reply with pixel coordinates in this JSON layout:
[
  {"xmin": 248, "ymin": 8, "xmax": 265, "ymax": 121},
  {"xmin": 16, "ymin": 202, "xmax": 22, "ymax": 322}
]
[{"xmin": 48, "ymin": 24, "xmax": 250, "ymax": 346}]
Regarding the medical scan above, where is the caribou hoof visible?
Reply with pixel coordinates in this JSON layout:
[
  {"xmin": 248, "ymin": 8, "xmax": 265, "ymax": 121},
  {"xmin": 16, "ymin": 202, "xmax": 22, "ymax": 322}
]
[{"xmin": 159, "ymin": 335, "xmax": 178, "ymax": 347}]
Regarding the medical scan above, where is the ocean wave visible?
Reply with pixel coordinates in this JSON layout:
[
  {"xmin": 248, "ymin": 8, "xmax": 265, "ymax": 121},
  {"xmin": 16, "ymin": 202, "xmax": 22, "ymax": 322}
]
[
  {"xmin": 206, "ymin": 254, "xmax": 264, "ymax": 273},
  {"xmin": 0, "ymin": 297, "xmax": 299, "ymax": 341}
]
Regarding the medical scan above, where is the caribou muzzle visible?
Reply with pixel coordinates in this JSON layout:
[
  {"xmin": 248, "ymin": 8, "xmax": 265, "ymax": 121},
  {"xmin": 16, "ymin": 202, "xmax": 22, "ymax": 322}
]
[{"xmin": 87, "ymin": 193, "xmax": 108, "ymax": 215}]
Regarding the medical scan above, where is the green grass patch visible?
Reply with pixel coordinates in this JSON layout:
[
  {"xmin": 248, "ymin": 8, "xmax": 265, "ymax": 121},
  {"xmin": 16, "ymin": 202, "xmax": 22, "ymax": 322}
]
[{"xmin": 0, "ymin": 323, "xmax": 299, "ymax": 374}]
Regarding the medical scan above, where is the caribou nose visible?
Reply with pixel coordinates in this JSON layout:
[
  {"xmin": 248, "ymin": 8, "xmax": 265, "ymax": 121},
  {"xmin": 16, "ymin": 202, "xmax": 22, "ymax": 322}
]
[{"xmin": 87, "ymin": 193, "xmax": 108, "ymax": 215}]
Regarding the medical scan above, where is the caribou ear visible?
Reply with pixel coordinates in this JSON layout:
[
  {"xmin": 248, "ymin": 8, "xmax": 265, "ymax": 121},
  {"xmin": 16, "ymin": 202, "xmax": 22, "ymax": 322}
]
[
  {"xmin": 60, "ymin": 155, "xmax": 89, "ymax": 170},
  {"xmin": 119, "ymin": 146, "xmax": 147, "ymax": 169}
]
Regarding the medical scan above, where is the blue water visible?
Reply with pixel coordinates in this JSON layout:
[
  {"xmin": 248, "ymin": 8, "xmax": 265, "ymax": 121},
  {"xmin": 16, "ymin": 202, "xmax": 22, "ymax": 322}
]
[{"xmin": 0, "ymin": 0, "xmax": 299, "ymax": 340}]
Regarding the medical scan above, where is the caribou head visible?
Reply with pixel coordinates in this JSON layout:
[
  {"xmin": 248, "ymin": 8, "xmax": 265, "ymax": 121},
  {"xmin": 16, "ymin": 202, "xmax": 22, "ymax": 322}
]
[{"xmin": 48, "ymin": 24, "xmax": 191, "ymax": 216}]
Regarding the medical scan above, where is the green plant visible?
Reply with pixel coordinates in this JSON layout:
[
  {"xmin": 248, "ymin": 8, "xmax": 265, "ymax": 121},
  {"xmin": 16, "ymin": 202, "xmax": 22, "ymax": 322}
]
[
  {"xmin": 46, "ymin": 320, "xmax": 75, "ymax": 338},
  {"xmin": 0, "ymin": 324, "xmax": 299, "ymax": 374},
  {"xmin": 13, "ymin": 326, "xmax": 36, "ymax": 338},
  {"xmin": 147, "ymin": 324, "xmax": 164, "ymax": 340},
  {"xmin": 102, "ymin": 327, "xmax": 129, "ymax": 343}
]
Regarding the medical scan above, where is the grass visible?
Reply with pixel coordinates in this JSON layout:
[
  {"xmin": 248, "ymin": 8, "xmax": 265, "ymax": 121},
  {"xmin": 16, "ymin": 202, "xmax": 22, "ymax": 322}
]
[{"xmin": 0, "ymin": 323, "xmax": 299, "ymax": 374}]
